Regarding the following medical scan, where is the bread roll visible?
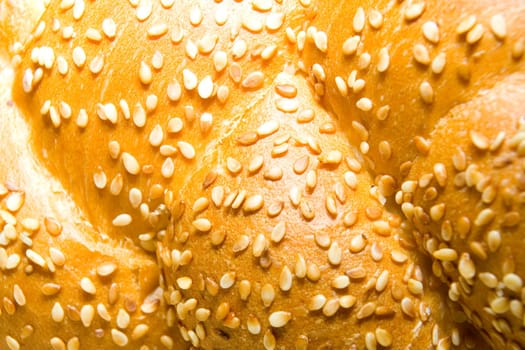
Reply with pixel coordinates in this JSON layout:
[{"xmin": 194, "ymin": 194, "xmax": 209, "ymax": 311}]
[
  {"xmin": 299, "ymin": 0, "xmax": 525, "ymax": 348},
  {"xmin": 159, "ymin": 68, "xmax": 483, "ymax": 349},
  {"xmin": 300, "ymin": 0, "xmax": 525, "ymax": 181},
  {"xmin": 0, "ymin": 53, "xmax": 177, "ymax": 349},
  {"xmin": 400, "ymin": 72, "xmax": 525, "ymax": 349},
  {"xmin": 2, "ymin": 0, "xmax": 522, "ymax": 348}
]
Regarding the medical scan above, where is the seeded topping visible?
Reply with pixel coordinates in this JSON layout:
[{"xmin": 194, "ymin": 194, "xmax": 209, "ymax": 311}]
[{"xmin": 6, "ymin": 0, "xmax": 523, "ymax": 349}]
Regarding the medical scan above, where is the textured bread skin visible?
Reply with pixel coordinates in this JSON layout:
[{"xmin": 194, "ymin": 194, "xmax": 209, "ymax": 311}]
[
  {"xmin": 301, "ymin": 0, "xmax": 525, "ymax": 181},
  {"xmin": 401, "ymin": 73, "xmax": 525, "ymax": 348},
  {"xmin": 299, "ymin": 1, "xmax": 525, "ymax": 349},
  {"xmin": 159, "ymin": 70, "xmax": 483, "ymax": 349},
  {"xmin": 0, "ymin": 0, "xmax": 523, "ymax": 349}
]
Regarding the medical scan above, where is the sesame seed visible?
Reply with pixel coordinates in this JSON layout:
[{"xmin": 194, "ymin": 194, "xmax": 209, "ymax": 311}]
[
  {"xmin": 368, "ymin": 9, "xmax": 383, "ymax": 29},
  {"xmin": 356, "ymin": 97, "xmax": 373, "ymax": 112},
  {"xmin": 266, "ymin": 12, "xmax": 285, "ymax": 31},
  {"xmin": 490, "ymin": 297, "xmax": 510, "ymax": 314},
  {"xmin": 192, "ymin": 218, "xmax": 212, "ymax": 232},
  {"xmin": 457, "ymin": 15, "xmax": 477, "ymax": 34},
  {"xmin": 358, "ymin": 52, "xmax": 371, "ymax": 69},
  {"xmin": 419, "ymin": 81, "xmax": 434, "ymax": 104},
  {"xmin": 244, "ymin": 194, "xmax": 264, "ymax": 213},
  {"xmin": 353, "ymin": 7, "xmax": 365, "ymax": 32},
  {"xmin": 404, "ymin": 3, "xmax": 425, "ymax": 21},
  {"xmin": 276, "ymin": 98, "xmax": 299, "ymax": 113},
  {"xmin": 314, "ymin": 30, "xmax": 328, "ymax": 53},
  {"xmin": 233, "ymin": 235, "xmax": 250, "ymax": 253},
  {"xmin": 263, "ymin": 330, "xmax": 276, "ymax": 350},
  {"xmin": 331, "ymin": 275, "xmax": 350, "ymax": 289},
  {"xmin": 226, "ymin": 157, "xmax": 242, "ymax": 175},
  {"xmin": 26, "ymin": 249, "xmax": 46, "ymax": 267},
  {"xmin": 413, "ymin": 44, "xmax": 431, "ymax": 65},
  {"xmin": 96, "ymin": 262, "xmax": 117, "ymax": 278},
  {"xmin": 178, "ymin": 141, "xmax": 196, "ymax": 160},
  {"xmin": 349, "ymin": 234, "xmax": 366, "ymax": 253},
  {"xmin": 174, "ymin": 276, "xmax": 192, "ymax": 291},
  {"xmin": 13, "ymin": 285, "xmax": 25, "ymax": 306},
  {"xmin": 408, "ymin": 278, "xmax": 424, "ymax": 295},
  {"xmin": 89, "ymin": 55, "xmax": 104, "ymax": 74},
  {"xmin": 433, "ymin": 248, "xmax": 458, "ymax": 261},
  {"xmin": 62, "ymin": 26, "xmax": 75, "ymax": 40},
  {"xmin": 466, "ymin": 24, "xmax": 484, "ymax": 44},
  {"xmin": 136, "ymin": 0, "xmax": 152, "ymax": 20},
  {"xmin": 86, "ymin": 28, "xmax": 102, "ymax": 42},
  {"xmin": 6, "ymin": 336, "xmax": 20, "ymax": 350},
  {"xmin": 112, "ymin": 213, "xmax": 133, "ymax": 227},
  {"xmin": 261, "ymin": 283, "xmax": 275, "ymax": 307},
  {"xmin": 253, "ymin": 234, "xmax": 268, "ymax": 258},
  {"xmin": 257, "ymin": 120, "xmax": 280, "ymax": 137},
  {"xmin": 182, "ymin": 69, "xmax": 198, "ymax": 90},
  {"xmin": 400, "ymin": 297, "xmax": 416, "ymax": 318},
  {"xmin": 431, "ymin": 52, "xmax": 446, "ymax": 74},
  {"xmin": 6, "ymin": 192, "xmax": 24, "ymax": 212},
  {"xmin": 376, "ymin": 270, "xmax": 389, "ymax": 292},
  {"xmin": 422, "ymin": 21, "xmax": 440, "ymax": 44},
  {"xmin": 269, "ymin": 311, "xmax": 291, "ymax": 328},
  {"xmin": 131, "ymin": 324, "xmax": 149, "ymax": 340},
  {"xmin": 51, "ymin": 302, "xmax": 64, "ymax": 322},
  {"xmin": 111, "ymin": 329, "xmax": 128, "ymax": 347},
  {"xmin": 147, "ymin": 23, "xmax": 168, "ymax": 38},
  {"xmin": 80, "ymin": 305, "xmax": 95, "ymax": 327},
  {"xmin": 328, "ymin": 241, "xmax": 342, "ymax": 265},
  {"xmin": 161, "ymin": 157, "xmax": 175, "ymax": 178},
  {"xmin": 56, "ymin": 56, "xmax": 68, "ymax": 75},
  {"xmin": 132, "ymin": 103, "xmax": 146, "ymax": 128},
  {"xmin": 376, "ymin": 328, "xmax": 392, "ymax": 347},
  {"xmin": 247, "ymin": 314, "xmax": 261, "ymax": 335},
  {"xmin": 308, "ymin": 294, "xmax": 327, "ymax": 311},
  {"xmin": 101, "ymin": 18, "xmax": 116, "ymax": 39},
  {"xmin": 357, "ymin": 302, "xmax": 376, "ymax": 320},
  {"xmin": 121, "ymin": 152, "xmax": 140, "ymax": 175},
  {"xmin": 242, "ymin": 12, "xmax": 263, "ymax": 33},
  {"xmin": 49, "ymin": 247, "xmax": 65, "ymax": 266},
  {"xmin": 377, "ymin": 47, "xmax": 390, "ymax": 72},
  {"xmin": 279, "ymin": 266, "xmax": 293, "ymax": 291},
  {"xmin": 80, "ymin": 277, "xmax": 96, "ymax": 295},
  {"xmin": 242, "ymin": 71, "xmax": 265, "ymax": 90},
  {"xmin": 50, "ymin": 337, "xmax": 65, "ymax": 350},
  {"xmin": 503, "ymin": 273, "xmax": 523, "ymax": 293},
  {"xmin": 470, "ymin": 130, "xmax": 489, "ymax": 150},
  {"xmin": 306, "ymin": 263, "xmax": 321, "ymax": 282},
  {"xmin": 474, "ymin": 208, "xmax": 495, "ymax": 226},
  {"xmin": 342, "ymin": 35, "xmax": 361, "ymax": 56},
  {"xmin": 232, "ymin": 39, "xmax": 247, "ymax": 60},
  {"xmin": 220, "ymin": 272, "xmax": 236, "ymax": 289},
  {"xmin": 365, "ymin": 333, "xmax": 376, "ymax": 350},
  {"xmin": 197, "ymin": 75, "xmax": 214, "ymax": 99}
]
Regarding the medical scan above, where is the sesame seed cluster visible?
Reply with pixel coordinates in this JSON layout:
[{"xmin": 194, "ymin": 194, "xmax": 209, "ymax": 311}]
[{"xmin": 0, "ymin": 0, "xmax": 523, "ymax": 349}]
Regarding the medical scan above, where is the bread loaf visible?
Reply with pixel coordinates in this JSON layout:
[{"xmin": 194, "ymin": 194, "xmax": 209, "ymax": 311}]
[{"xmin": 0, "ymin": 0, "xmax": 523, "ymax": 348}]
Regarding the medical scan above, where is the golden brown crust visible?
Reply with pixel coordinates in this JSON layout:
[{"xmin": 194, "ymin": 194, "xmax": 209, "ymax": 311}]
[
  {"xmin": 159, "ymin": 71, "xmax": 484, "ymax": 349},
  {"xmin": 400, "ymin": 72, "xmax": 525, "ymax": 348},
  {"xmin": 2, "ymin": 0, "xmax": 524, "ymax": 349},
  {"xmin": 0, "ymin": 67, "xmax": 178, "ymax": 348},
  {"xmin": 301, "ymin": 0, "xmax": 525, "ymax": 181}
]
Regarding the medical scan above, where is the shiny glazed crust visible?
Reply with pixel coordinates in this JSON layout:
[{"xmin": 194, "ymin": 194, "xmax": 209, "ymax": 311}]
[{"xmin": 0, "ymin": 0, "xmax": 523, "ymax": 349}]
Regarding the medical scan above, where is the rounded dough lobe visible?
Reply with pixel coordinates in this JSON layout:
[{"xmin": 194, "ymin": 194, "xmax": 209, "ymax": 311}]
[
  {"xmin": 12, "ymin": 0, "xmax": 310, "ymax": 246},
  {"xmin": 400, "ymin": 73, "xmax": 525, "ymax": 349},
  {"xmin": 300, "ymin": 0, "xmax": 525, "ymax": 181},
  {"xmin": 159, "ymin": 72, "xmax": 484, "ymax": 349},
  {"xmin": 0, "ymin": 65, "xmax": 179, "ymax": 349}
]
